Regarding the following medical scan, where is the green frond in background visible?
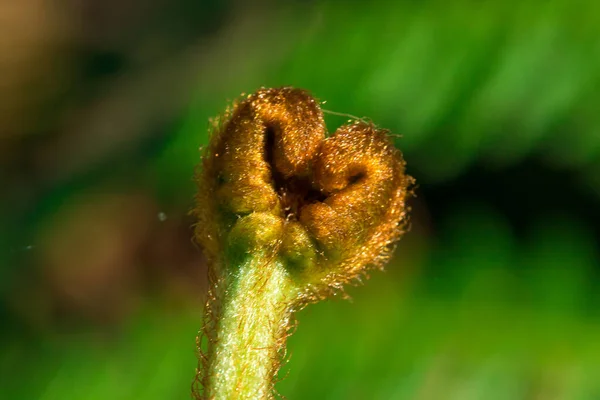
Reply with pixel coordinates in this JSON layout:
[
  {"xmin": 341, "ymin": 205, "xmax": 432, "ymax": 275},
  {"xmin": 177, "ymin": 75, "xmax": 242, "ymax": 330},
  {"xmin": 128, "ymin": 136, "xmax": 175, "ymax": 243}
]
[{"xmin": 158, "ymin": 0, "xmax": 600, "ymax": 187}]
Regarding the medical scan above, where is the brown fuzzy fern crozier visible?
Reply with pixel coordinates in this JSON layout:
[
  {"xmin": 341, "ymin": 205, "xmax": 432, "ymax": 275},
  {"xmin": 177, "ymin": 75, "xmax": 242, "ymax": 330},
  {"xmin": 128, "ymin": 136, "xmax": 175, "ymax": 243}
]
[{"xmin": 192, "ymin": 87, "xmax": 413, "ymax": 399}]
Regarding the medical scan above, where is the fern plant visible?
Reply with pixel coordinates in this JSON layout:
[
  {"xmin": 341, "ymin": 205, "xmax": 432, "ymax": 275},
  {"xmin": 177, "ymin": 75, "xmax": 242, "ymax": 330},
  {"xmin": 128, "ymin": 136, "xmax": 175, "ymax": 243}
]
[{"xmin": 192, "ymin": 87, "xmax": 413, "ymax": 399}]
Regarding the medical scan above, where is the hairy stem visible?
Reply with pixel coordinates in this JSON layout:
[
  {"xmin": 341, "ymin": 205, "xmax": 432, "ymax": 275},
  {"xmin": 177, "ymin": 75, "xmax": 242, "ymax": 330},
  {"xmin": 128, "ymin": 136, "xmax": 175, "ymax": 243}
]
[{"xmin": 205, "ymin": 253, "xmax": 296, "ymax": 399}]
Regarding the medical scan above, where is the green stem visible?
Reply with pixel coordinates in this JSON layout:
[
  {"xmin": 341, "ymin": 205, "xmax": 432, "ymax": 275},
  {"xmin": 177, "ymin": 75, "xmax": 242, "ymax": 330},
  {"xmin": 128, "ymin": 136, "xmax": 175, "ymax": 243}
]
[{"xmin": 205, "ymin": 253, "xmax": 296, "ymax": 399}]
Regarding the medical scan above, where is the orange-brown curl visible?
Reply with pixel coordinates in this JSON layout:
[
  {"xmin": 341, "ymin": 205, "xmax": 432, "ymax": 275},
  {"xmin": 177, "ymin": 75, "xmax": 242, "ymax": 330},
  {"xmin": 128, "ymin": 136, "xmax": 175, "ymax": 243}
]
[{"xmin": 195, "ymin": 87, "xmax": 412, "ymax": 289}]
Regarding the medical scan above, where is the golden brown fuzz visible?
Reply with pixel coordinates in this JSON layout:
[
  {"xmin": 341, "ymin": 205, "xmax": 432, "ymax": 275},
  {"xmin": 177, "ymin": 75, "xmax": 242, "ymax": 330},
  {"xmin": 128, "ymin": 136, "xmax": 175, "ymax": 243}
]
[{"xmin": 193, "ymin": 87, "xmax": 413, "ymax": 399}]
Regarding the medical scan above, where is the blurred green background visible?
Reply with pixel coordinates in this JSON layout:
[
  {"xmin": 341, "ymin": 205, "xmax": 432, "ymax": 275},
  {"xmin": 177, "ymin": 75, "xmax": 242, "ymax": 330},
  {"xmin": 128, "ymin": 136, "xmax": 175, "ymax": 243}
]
[{"xmin": 2, "ymin": 0, "xmax": 600, "ymax": 398}]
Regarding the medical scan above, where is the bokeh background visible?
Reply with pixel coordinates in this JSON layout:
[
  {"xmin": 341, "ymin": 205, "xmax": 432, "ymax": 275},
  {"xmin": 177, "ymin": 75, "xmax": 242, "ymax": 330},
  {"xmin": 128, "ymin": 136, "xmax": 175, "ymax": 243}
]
[{"xmin": 2, "ymin": 0, "xmax": 600, "ymax": 398}]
